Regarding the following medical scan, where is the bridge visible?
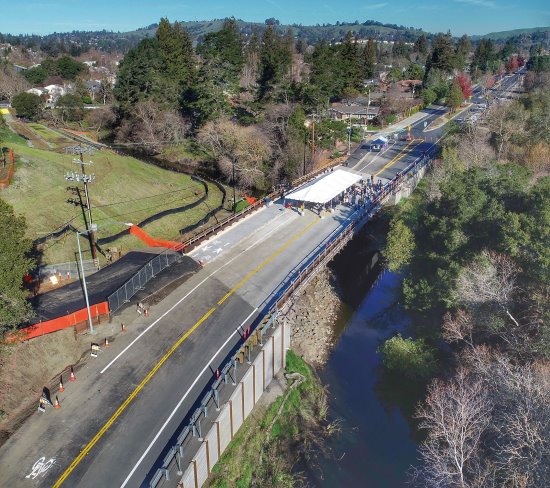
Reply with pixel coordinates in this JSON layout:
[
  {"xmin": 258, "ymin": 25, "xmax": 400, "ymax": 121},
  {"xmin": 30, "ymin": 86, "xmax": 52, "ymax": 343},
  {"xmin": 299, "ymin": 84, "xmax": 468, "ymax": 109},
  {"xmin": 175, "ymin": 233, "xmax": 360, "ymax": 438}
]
[{"xmin": 0, "ymin": 73, "xmax": 522, "ymax": 488}]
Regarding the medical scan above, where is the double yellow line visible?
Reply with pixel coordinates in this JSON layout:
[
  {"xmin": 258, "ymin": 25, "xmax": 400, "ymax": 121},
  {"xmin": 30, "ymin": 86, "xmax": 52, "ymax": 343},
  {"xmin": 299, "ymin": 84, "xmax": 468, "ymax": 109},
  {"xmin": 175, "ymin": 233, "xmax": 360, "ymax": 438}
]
[
  {"xmin": 374, "ymin": 139, "xmax": 420, "ymax": 177},
  {"xmin": 53, "ymin": 217, "xmax": 318, "ymax": 487}
]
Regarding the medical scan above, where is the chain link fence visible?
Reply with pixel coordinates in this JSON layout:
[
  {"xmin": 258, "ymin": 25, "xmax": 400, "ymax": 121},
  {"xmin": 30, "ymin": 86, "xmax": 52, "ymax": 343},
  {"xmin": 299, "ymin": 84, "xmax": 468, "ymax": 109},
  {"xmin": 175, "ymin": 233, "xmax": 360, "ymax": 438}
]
[
  {"xmin": 107, "ymin": 250, "xmax": 182, "ymax": 314},
  {"xmin": 38, "ymin": 259, "xmax": 98, "ymax": 282}
]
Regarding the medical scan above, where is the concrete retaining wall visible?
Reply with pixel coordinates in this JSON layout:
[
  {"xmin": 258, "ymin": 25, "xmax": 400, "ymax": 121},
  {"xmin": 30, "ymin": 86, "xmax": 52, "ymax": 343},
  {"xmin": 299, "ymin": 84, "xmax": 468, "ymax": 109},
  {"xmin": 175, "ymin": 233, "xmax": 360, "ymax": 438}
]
[{"xmin": 178, "ymin": 320, "xmax": 289, "ymax": 488}]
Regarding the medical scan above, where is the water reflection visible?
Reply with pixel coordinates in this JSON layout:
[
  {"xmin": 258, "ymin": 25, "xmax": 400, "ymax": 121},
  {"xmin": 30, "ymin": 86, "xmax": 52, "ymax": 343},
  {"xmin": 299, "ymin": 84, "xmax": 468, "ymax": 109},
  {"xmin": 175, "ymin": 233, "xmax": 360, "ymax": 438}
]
[{"xmin": 306, "ymin": 271, "xmax": 425, "ymax": 487}]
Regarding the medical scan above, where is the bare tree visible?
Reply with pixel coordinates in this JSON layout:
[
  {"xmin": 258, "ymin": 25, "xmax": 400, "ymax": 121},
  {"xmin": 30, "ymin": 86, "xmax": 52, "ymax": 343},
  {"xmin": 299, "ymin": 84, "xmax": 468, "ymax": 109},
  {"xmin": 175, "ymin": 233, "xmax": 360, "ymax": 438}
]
[
  {"xmin": 198, "ymin": 118, "xmax": 272, "ymax": 188},
  {"xmin": 116, "ymin": 101, "xmax": 189, "ymax": 154},
  {"xmin": 0, "ymin": 66, "xmax": 30, "ymax": 103},
  {"xmin": 413, "ymin": 368, "xmax": 492, "ymax": 488},
  {"xmin": 454, "ymin": 250, "xmax": 520, "ymax": 328},
  {"xmin": 86, "ymin": 106, "xmax": 116, "ymax": 137},
  {"xmin": 457, "ymin": 123, "xmax": 495, "ymax": 169},
  {"xmin": 486, "ymin": 102, "xmax": 527, "ymax": 162}
]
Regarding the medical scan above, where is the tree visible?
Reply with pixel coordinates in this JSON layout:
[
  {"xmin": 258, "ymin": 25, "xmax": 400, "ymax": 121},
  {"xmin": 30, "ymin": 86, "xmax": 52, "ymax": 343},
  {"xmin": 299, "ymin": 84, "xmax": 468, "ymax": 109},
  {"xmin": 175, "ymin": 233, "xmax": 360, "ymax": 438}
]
[
  {"xmin": 456, "ymin": 72, "xmax": 472, "ymax": 99},
  {"xmin": 55, "ymin": 93, "xmax": 84, "ymax": 123},
  {"xmin": 0, "ymin": 66, "xmax": 29, "ymax": 103},
  {"xmin": 198, "ymin": 118, "xmax": 272, "ymax": 189},
  {"xmin": 86, "ymin": 106, "xmax": 116, "ymax": 136},
  {"xmin": 427, "ymin": 32, "xmax": 455, "ymax": 74},
  {"xmin": 11, "ymin": 92, "xmax": 42, "ymax": 120},
  {"xmin": 257, "ymin": 26, "xmax": 293, "ymax": 99},
  {"xmin": 454, "ymin": 34, "xmax": 471, "ymax": 70},
  {"xmin": 472, "ymin": 39, "xmax": 496, "ymax": 72},
  {"xmin": 197, "ymin": 18, "xmax": 243, "ymax": 88},
  {"xmin": 406, "ymin": 63, "xmax": 424, "ymax": 81},
  {"xmin": 378, "ymin": 334, "xmax": 437, "ymax": 380},
  {"xmin": 362, "ymin": 38, "xmax": 377, "ymax": 79},
  {"xmin": 413, "ymin": 369, "xmax": 492, "ymax": 488},
  {"xmin": 156, "ymin": 18, "xmax": 195, "ymax": 85},
  {"xmin": 446, "ymin": 80, "xmax": 464, "ymax": 112},
  {"xmin": 116, "ymin": 100, "xmax": 189, "ymax": 155},
  {"xmin": 55, "ymin": 56, "xmax": 86, "ymax": 80},
  {"xmin": 0, "ymin": 198, "xmax": 34, "ymax": 335},
  {"xmin": 383, "ymin": 218, "xmax": 415, "ymax": 271},
  {"xmin": 414, "ymin": 34, "xmax": 428, "ymax": 55},
  {"xmin": 422, "ymin": 88, "xmax": 437, "ymax": 107}
]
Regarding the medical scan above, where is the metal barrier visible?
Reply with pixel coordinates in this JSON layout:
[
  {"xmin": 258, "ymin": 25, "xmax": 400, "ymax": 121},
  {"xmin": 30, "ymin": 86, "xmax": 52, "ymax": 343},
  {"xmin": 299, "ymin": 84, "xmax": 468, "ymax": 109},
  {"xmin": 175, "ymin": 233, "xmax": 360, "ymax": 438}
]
[
  {"xmin": 148, "ymin": 152, "xmax": 434, "ymax": 488},
  {"xmin": 38, "ymin": 259, "xmax": 97, "ymax": 282},
  {"xmin": 107, "ymin": 249, "xmax": 183, "ymax": 314}
]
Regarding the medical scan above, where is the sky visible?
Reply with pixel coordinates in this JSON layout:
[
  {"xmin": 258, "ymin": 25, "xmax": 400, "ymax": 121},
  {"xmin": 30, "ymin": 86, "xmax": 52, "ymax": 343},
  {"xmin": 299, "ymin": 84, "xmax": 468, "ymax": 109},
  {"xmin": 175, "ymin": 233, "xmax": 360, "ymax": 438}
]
[{"xmin": 2, "ymin": 0, "xmax": 549, "ymax": 36}]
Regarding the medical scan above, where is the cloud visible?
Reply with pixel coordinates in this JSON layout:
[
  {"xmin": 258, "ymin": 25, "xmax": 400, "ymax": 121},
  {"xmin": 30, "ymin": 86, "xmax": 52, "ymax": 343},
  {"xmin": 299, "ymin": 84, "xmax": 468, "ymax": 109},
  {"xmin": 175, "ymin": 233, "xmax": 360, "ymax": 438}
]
[
  {"xmin": 453, "ymin": 0, "xmax": 497, "ymax": 9},
  {"xmin": 363, "ymin": 2, "xmax": 389, "ymax": 9}
]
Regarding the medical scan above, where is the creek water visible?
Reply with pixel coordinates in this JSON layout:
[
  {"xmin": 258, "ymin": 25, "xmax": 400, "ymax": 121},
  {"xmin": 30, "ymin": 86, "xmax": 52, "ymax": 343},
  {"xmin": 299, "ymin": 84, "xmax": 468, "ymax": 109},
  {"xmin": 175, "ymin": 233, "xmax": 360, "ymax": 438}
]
[{"xmin": 304, "ymin": 230, "xmax": 426, "ymax": 487}]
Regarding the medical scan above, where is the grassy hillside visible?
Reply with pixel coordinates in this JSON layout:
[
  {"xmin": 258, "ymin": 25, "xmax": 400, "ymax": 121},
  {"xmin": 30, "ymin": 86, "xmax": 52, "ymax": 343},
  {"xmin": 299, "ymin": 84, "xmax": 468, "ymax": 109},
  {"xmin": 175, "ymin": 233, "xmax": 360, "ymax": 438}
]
[
  {"xmin": 0, "ymin": 119, "xmax": 227, "ymax": 265},
  {"xmin": 480, "ymin": 26, "xmax": 550, "ymax": 40}
]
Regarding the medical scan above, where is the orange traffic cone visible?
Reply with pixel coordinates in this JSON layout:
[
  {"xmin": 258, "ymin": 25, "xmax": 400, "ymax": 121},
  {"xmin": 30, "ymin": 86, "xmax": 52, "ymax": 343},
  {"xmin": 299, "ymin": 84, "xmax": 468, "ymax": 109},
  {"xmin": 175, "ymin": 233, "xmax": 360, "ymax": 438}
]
[
  {"xmin": 144, "ymin": 309, "xmax": 149, "ymax": 317},
  {"xmin": 69, "ymin": 366, "xmax": 76, "ymax": 382},
  {"xmin": 105, "ymin": 337, "xmax": 110, "ymax": 347},
  {"xmin": 216, "ymin": 369, "xmax": 220, "ymax": 379},
  {"xmin": 54, "ymin": 395, "xmax": 61, "ymax": 409},
  {"xmin": 121, "ymin": 323, "xmax": 126, "ymax": 332},
  {"xmin": 59, "ymin": 376, "xmax": 64, "ymax": 392}
]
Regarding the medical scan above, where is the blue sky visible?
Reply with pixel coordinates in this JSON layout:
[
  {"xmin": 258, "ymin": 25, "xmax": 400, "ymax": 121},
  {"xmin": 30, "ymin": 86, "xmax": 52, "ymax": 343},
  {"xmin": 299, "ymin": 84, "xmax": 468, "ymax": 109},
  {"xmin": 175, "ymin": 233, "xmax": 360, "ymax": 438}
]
[{"xmin": 3, "ymin": 0, "xmax": 549, "ymax": 36}]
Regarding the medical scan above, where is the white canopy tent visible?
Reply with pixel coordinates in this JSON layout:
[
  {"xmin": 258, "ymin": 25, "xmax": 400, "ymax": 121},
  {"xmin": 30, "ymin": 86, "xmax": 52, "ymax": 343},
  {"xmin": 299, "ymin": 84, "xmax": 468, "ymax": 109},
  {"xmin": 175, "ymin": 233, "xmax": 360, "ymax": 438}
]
[{"xmin": 285, "ymin": 167, "xmax": 362, "ymax": 204}]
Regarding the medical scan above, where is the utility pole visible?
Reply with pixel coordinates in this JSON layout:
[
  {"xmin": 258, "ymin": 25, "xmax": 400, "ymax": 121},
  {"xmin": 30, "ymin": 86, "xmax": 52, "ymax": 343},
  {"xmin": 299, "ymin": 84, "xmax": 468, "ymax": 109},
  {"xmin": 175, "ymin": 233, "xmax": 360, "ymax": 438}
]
[
  {"xmin": 348, "ymin": 112, "xmax": 352, "ymax": 156},
  {"xmin": 311, "ymin": 118, "xmax": 315, "ymax": 162},
  {"xmin": 303, "ymin": 130, "xmax": 307, "ymax": 176},
  {"xmin": 232, "ymin": 161, "xmax": 236, "ymax": 214},
  {"xmin": 65, "ymin": 145, "xmax": 97, "ymax": 264}
]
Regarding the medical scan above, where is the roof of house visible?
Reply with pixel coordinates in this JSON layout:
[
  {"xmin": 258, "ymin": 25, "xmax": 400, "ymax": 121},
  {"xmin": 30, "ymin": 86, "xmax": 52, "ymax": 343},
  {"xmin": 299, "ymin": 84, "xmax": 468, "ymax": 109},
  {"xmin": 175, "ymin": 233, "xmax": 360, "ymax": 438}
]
[{"xmin": 329, "ymin": 104, "xmax": 380, "ymax": 116}]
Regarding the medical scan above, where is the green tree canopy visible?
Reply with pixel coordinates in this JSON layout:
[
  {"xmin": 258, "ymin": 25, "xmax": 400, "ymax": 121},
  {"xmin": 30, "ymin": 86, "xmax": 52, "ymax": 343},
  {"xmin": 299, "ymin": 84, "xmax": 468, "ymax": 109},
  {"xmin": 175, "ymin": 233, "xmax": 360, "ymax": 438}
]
[
  {"xmin": 12, "ymin": 92, "xmax": 42, "ymax": 120},
  {"xmin": 0, "ymin": 198, "xmax": 34, "ymax": 335}
]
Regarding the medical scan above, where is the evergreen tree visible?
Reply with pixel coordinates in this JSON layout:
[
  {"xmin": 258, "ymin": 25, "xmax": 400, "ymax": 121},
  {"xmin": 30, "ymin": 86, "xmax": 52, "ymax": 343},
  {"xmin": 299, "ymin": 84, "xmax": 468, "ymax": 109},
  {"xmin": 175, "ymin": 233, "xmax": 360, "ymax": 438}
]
[
  {"xmin": 114, "ymin": 38, "xmax": 162, "ymax": 114},
  {"xmin": 472, "ymin": 39, "xmax": 496, "ymax": 72},
  {"xmin": 362, "ymin": 38, "xmax": 377, "ymax": 79},
  {"xmin": 258, "ymin": 26, "xmax": 292, "ymax": 99},
  {"xmin": 339, "ymin": 32, "xmax": 362, "ymax": 92},
  {"xmin": 0, "ymin": 198, "xmax": 34, "ymax": 335},
  {"xmin": 156, "ymin": 18, "xmax": 195, "ymax": 85},
  {"xmin": 414, "ymin": 34, "xmax": 428, "ymax": 55},
  {"xmin": 427, "ymin": 32, "xmax": 455, "ymax": 74},
  {"xmin": 197, "ymin": 18, "xmax": 244, "ymax": 88},
  {"xmin": 455, "ymin": 34, "xmax": 471, "ymax": 70}
]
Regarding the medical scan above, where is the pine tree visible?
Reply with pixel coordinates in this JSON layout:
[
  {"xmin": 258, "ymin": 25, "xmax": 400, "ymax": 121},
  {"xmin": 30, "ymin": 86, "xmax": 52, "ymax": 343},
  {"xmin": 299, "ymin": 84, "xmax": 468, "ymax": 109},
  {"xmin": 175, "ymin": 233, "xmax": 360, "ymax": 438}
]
[
  {"xmin": 363, "ymin": 38, "xmax": 377, "ymax": 79},
  {"xmin": 428, "ymin": 32, "xmax": 455, "ymax": 73},
  {"xmin": 446, "ymin": 80, "xmax": 464, "ymax": 112},
  {"xmin": 339, "ymin": 31, "xmax": 362, "ymax": 92},
  {"xmin": 414, "ymin": 34, "xmax": 428, "ymax": 55},
  {"xmin": 156, "ymin": 18, "xmax": 195, "ymax": 85}
]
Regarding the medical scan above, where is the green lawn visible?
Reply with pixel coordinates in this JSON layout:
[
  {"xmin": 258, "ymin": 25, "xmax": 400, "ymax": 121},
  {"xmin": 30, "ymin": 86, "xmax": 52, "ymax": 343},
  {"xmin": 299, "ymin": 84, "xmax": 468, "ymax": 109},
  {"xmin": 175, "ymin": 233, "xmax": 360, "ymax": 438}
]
[{"xmin": 1, "ymin": 120, "xmax": 227, "ymax": 264}]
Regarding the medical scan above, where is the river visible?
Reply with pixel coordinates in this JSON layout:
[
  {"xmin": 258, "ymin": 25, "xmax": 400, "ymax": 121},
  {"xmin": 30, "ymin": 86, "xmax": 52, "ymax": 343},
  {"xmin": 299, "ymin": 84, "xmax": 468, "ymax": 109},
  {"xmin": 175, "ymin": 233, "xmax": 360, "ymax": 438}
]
[{"xmin": 304, "ymin": 228, "xmax": 427, "ymax": 487}]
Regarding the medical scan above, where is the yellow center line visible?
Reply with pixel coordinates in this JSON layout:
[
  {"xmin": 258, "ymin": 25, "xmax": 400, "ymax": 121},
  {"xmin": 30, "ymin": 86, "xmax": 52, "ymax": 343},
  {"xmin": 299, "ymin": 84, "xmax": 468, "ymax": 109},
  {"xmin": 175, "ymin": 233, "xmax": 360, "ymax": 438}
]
[
  {"xmin": 374, "ymin": 139, "xmax": 420, "ymax": 177},
  {"xmin": 53, "ymin": 216, "xmax": 319, "ymax": 488}
]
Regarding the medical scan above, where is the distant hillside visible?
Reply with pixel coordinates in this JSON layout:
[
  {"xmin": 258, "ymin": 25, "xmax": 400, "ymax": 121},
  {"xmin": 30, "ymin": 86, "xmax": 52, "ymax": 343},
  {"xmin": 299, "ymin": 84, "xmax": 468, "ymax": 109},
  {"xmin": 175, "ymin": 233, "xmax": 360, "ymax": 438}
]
[
  {"xmin": 0, "ymin": 19, "xmax": 426, "ymax": 55},
  {"xmin": 480, "ymin": 26, "xmax": 550, "ymax": 40}
]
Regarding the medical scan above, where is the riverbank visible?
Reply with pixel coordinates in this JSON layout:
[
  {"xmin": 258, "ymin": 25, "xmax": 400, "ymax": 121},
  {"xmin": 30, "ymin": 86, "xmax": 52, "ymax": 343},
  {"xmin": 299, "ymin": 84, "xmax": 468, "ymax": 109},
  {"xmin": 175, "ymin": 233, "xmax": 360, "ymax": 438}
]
[
  {"xmin": 205, "ymin": 350, "xmax": 333, "ymax": 487},
  {"xmin": 285, "ymin": 268, "xmax": 341, "ymax": 367}
]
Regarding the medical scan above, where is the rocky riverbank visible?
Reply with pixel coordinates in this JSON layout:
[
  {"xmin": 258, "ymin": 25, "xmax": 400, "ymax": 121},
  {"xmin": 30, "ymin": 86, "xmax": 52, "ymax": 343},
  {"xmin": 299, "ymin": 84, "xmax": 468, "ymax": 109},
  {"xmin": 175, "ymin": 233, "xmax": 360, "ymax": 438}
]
[{"xmin": 284, "ymin": 268, "xmax": 342, "ymax": 367}]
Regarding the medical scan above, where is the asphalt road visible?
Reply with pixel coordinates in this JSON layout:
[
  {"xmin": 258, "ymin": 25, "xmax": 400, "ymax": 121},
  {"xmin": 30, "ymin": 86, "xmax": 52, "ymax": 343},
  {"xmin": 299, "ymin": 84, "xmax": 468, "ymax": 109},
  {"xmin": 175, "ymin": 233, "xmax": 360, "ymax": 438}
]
[{"xmin": 0, "ymin": 70, "xmax": 525, "ymax": 488}]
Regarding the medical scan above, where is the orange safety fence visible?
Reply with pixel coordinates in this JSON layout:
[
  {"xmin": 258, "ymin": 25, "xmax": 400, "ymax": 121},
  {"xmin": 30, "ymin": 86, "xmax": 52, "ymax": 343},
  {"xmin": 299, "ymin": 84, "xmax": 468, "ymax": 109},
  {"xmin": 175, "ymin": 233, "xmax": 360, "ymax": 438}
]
[
  {"xmin": 244, "ymin": 196, "xmax": 257, "ymax": 204},
  {"xmin": 129, "ymin": 224, "xmax": 184, "ymax": 250},
  {"xmin": 5, "ymin": 301, "xmax": 110, "ymax": 343},
  {"xmin": 0, "ymin": 149, "xmax": 15, "ymax": 188}
]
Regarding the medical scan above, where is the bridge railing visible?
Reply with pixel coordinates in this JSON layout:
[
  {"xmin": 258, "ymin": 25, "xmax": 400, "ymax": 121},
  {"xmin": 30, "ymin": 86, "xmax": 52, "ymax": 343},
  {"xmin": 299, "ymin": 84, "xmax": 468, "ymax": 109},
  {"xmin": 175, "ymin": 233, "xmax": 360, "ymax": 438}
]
[{"xmin": 148, "ymin": 151, "xmax": 433, "ymax": 488}]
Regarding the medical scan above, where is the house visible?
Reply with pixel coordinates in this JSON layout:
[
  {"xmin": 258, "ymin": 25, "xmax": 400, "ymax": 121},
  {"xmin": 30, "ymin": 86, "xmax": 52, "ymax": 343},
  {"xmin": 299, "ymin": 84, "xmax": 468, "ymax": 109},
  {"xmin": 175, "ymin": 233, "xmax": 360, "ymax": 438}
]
[
  {"xmin": 26, "ymin": 88, "xmax": 44, "ymax": 96},
  {"xmin": 42, "ymin": 84, "xmax": 67, "ymax": 104},
  {"xmin": 328, "ymin": 103, "xmax": 380, "ymax": 126}
]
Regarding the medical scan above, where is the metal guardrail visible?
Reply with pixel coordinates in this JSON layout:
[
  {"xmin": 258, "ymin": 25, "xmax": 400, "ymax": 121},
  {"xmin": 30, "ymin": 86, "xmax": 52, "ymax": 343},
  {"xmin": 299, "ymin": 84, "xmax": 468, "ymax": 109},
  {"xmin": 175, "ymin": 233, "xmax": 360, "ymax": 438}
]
[
  {"xmin": 149, "ymin": 151, "xmax": 434, "ymax": 488},
  {"xmin": 107, "ymin": 248, "xmax": 183, "ymax": 314}
]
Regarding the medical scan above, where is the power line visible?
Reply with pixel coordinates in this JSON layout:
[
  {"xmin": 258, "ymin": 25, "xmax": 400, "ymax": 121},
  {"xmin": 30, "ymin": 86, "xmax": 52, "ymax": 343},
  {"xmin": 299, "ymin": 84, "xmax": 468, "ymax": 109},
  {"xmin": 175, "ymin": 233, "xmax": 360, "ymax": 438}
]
[{"xmin": 91, "ymin": 184, "xmax": 199, "ymax": 209}]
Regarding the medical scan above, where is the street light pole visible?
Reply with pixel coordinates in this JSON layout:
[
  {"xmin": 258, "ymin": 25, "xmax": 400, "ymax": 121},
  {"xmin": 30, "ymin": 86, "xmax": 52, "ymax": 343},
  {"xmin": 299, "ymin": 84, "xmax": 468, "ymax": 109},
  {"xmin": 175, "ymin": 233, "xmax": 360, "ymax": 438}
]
[
  {"xmin": 232, "ymin": 161, "xmax": 236, "ymax": 214},
  {"xmin": 76, "ymin": 230, "xmax": 94, "ymax": 334},
  {"xmin": 303, "ymin": 129, "xmax": 307, "ymax": 176}
]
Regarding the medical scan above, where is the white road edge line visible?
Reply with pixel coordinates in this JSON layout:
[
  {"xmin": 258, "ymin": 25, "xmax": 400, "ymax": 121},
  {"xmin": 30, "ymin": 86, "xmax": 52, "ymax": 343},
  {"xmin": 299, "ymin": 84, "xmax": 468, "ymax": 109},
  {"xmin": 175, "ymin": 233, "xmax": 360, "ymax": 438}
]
[
  {"xmin": 100, "ymin": 212, "xmax": 296, "ymax": 374},
  {"xmin": 118, "ymin": 307, "xmax": 258, "ymax": 488}
]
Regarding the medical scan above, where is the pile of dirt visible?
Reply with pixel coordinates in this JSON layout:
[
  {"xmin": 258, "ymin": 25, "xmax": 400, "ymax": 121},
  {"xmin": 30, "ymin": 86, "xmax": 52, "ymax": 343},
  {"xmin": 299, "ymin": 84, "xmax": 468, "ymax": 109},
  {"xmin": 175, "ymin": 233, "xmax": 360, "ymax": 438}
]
[{"xmin": 285, "ymin": 268, "xmax": 341, "ymax": 367}]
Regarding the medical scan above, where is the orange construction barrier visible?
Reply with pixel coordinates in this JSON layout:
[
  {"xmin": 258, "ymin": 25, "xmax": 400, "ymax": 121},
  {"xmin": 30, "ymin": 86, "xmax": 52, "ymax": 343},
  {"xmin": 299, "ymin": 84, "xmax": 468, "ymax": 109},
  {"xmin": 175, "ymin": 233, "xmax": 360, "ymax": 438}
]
[
  {"xmin": 129, "ymin": 225, "xmax": 183, "ymax": 250},
  {"xmin": 4, "ymin": 301, "xmax": 110, "ymax": 343}
]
